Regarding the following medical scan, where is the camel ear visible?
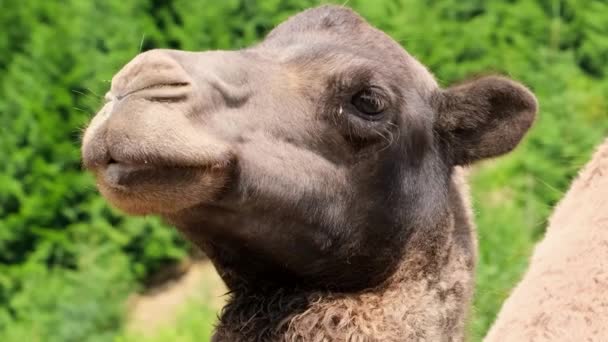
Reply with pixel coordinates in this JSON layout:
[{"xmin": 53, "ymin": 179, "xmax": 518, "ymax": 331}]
[{"xmin": 434, "ymin": 76, "xmax": 537, "ymax": 165}]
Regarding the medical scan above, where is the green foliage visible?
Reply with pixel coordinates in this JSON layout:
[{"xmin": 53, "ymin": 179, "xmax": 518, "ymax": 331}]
[
  {"xmin": 1, "ymin": 0, "xmax": 607, "ymax": 341},
  {"xmin": 0, "ymin": 1, "xmax": 186, "ymax": 340},
  {"xmin": 1, "ymin": 246, "xmax": 133, "ymax": 342}
]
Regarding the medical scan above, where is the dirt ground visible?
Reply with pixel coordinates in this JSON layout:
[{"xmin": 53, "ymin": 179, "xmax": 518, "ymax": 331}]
[{"xmin": 126, "ymin": 259, "xmax": 226, "ymax": 335}]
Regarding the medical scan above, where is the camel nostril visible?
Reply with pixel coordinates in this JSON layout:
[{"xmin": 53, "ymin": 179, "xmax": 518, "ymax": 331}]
[
  {"xmin": 111, "ymin": 50, "xmax": 193, "ymax": 101},
  {"xmin": 138, "ymin": 82, "xmax": 190, "ymax": 91},
  {"xmin": 142, "ymin": 82, "xmax": 191, "ymax": 103},
  {"xmin": 117, "ymin": 82, "xmax": 192, "ymax": 103},
  {"xmin": 108, "ymin": 157, "xmax": 118, "ymax": 165}
]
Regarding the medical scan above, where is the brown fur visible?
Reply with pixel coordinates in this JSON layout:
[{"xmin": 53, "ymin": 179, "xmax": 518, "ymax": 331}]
[
  {"xmin": 486, "ymin": 138, "xmax": 608, "ymax": 341},
  {"xmin": 81, "ymin": 5, "xmax": 537, "ymax": 341}
]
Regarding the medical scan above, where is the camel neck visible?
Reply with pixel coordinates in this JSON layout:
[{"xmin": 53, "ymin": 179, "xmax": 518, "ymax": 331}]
[{"xmin": 212, "ymin": 170, "xmax": 476, "ymax": 341}]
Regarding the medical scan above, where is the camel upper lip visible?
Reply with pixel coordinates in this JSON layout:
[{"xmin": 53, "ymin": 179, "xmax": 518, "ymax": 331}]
[
  {"xmin": 83, "ymin": 141, "xmax": 235, "ymax": 172},
  {"xmin": 87, "ymin": 149, "xmax": 216, "ymax": 171},
  {"xmin": 99, "ymin": 160, "xmax": 220, "ymax": 192},
  {"xmin": 101, "ymin": 155, "xmax": 222, "ymax": 174},
  {"xmin": 92, "ymin": 149, "xmax": 235, "ymax": 188}
]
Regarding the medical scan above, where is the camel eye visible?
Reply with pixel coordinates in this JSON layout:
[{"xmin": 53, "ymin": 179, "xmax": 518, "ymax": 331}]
[{"xmin": 351, "ymin": 89, "xmax": 387, "ymax": 118}]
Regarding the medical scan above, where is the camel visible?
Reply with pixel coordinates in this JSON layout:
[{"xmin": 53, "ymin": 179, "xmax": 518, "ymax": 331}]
[
  {"xmin": 486, "ymin": 138, "xmax": 608, "ymax": 341},
  {"xmin": 81, "ymin": 6, "xmax": 537, "ymax": 341}
]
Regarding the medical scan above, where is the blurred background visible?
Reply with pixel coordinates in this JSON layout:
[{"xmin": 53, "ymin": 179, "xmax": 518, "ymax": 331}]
[{"xmin": 1, "ymin": 0, "xmax": 607, "ymax": 341}]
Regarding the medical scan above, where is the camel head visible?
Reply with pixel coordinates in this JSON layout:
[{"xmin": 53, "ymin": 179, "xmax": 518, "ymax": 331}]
[{"xmin": 82, "ymin": 5, "xmax": 536, "ymax": 291}]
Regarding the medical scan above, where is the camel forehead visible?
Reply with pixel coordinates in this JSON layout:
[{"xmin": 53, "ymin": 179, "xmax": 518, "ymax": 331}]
[
  {"xmin": 266, "ymin": 5, "xmax": 367, "ymax": 37},
  {"xmin": 263, "ymin": 6, "xmax": 396, "ymax": 56},
  {"xmin": 261, "ymin": 5, "xmax": 438, "ymax": 95}
]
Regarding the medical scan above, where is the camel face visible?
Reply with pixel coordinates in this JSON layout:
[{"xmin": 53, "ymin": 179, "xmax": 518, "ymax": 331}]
[
  {"xmin": 82, "ymin": 6, "xmax": 536, "ymax": 291},
  {"xmin": 82, "ymin": 6, "xmax": 436, "ymax": 216}
]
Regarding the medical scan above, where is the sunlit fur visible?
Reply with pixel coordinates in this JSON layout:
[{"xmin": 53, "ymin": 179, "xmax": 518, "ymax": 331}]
[{"xmin": 486, "ymin": 139, "xmax": 608, "ymax": 341}]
